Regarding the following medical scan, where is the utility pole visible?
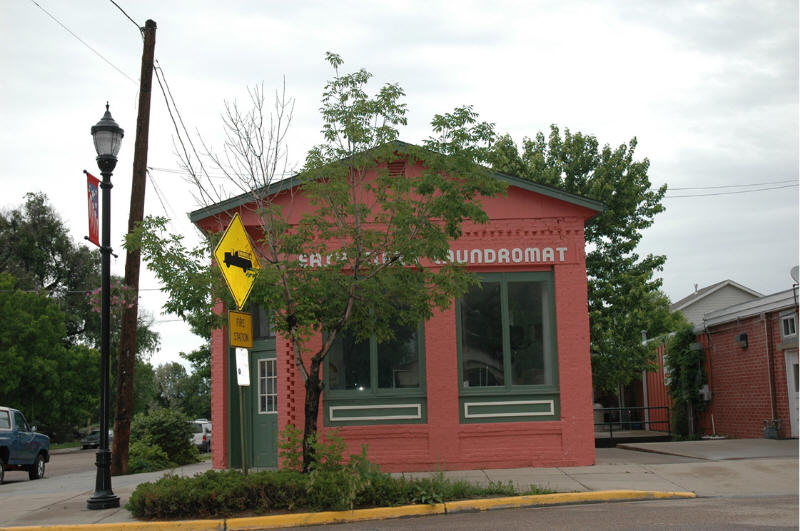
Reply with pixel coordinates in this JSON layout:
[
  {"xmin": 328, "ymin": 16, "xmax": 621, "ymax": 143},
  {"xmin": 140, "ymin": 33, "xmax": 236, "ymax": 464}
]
[{"xmin": 111, "ymin": 19, "xmax": 156, "ymax": 476}]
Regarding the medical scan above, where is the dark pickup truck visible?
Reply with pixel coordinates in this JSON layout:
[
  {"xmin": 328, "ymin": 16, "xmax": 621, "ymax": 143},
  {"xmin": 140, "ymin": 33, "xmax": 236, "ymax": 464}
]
[{"xmin": 0, "ymin": 406, "xmax": 50, "ymax": 483}]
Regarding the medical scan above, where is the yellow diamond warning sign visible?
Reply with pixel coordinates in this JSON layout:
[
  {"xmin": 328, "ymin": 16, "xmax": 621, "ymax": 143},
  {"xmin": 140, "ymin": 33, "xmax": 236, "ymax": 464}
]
[{"xmin": 213, "ymin": 212, "xmax": 260, "ymax": 310}]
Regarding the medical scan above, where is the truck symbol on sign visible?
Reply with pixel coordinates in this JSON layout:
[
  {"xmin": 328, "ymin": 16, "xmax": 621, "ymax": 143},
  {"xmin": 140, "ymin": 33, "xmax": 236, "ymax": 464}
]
[{"xmin": 224, "ymin": 250, "xmax": 253, "ymax": 272}]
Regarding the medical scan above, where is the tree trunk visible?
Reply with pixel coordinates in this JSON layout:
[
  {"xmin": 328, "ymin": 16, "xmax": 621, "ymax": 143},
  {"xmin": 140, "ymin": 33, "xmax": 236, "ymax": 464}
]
[{"xmin": 301, "ymin": 357, "xmax": 323, "ymax": 473}]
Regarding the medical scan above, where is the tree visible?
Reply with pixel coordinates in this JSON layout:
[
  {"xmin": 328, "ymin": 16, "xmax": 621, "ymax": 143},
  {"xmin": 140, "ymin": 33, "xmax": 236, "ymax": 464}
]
[
  {"xmin": 154, "ymin": 362, "xmax": 189, "ymax": 410},
  {"xmin": 0, "ymin": 192, "xmax": 100, "ymax": 345},
  {"xmin": 0, "ymin": 273, "xmax": 100, "ymax": 440},
  {"xmin": 180, "ymin": 344, "xmax": 211, "ymax": 419},
  {"xmin": 0, "ymin": 193, "xmax": 160, "ymax": 439},
  {"xmin": 134, "ymin": 52, "xmax": 504, "ymax": 470},
  {"xmin": 489, "ymin": 128, "xmax": 669, "ymax": 393},
  {"xmin": 151, "ymin": 356, "xmax": 210, "ymax": 419}
]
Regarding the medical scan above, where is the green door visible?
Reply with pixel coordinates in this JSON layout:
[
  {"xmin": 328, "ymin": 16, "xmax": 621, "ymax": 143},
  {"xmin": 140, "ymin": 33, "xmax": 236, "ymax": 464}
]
[{"xmin": 249, "ymin": 346, "xmax": 278, "ymax": 468}]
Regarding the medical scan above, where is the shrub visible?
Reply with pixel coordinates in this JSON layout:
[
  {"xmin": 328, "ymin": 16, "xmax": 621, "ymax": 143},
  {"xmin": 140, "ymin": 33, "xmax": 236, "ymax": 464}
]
[
  {"xmin": 128, "ymin": 440, "xmax": 175, "ymax": 474},
  {"xmin": 126, "ymin": 423, "xmax": 556, "ymax": 519},
  {"xmin": 131, "ymin": 408, "xmax": 199, "ymax": 466}
]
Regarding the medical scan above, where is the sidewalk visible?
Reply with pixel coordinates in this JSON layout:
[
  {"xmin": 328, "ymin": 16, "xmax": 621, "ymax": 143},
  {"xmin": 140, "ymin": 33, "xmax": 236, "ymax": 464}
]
[{"xmin": 0, "ymin": 439, "xmax": 796, "ymax": 529}]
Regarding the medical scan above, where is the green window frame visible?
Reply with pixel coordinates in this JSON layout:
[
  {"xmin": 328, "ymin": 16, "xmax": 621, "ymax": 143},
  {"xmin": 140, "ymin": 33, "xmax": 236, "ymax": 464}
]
[
  {"xmin": 456, "ymin": 271, "xmax": 560, "ymax": 423},
  {"xmin": 323, "ymin": 323, "xmax": 427, "ymax": 426}
]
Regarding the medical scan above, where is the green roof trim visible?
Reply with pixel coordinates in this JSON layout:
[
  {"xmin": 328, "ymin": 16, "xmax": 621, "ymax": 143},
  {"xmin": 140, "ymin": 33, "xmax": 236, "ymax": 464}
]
[{"xmin": 188, "ymin": 141, "xmax": 606, "ymax": 224}]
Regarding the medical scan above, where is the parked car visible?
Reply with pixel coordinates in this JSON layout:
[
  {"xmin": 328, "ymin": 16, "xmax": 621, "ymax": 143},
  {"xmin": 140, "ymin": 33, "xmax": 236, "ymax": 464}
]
[
  {"xmin": 0, "ymin": 406, "xmax": 50, "ymax": 484},
  {"xmin": 189, "ymin": 419, "xmax": 211, "ymax": 452},
  {"xmin": 80, "ymin": 429, "xmax": 113, "ymax": 450}
]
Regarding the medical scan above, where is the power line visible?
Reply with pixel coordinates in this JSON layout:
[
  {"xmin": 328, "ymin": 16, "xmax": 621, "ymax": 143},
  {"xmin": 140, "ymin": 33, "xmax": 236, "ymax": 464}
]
[
  {"xmin": 665, "ymin": 183, "xmax": 798, "ymax": 198},
  {"xmin": 153, "ymin": 64, "xmax": 198, "ymax": 181},
  {"xmin": 148, "ymin": 165, "xmax": 295, "ymax": 180},
  {"xmin": 108, "ymin": 0, "xmax": 142, "ymax": 34},
  {"xmin": 28, "ymin": 0, "xmax": 137, "ymax": 84},
  {"xmin": 669, "ymin": 179, "xmax": 798, "ymax": 191}
]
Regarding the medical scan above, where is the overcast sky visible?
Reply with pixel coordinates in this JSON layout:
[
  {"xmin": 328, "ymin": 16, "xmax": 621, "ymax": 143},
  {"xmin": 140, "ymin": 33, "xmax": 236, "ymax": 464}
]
[{"xmin": 2, "ymin": 0, "xmax": 797, "ymax": 369}]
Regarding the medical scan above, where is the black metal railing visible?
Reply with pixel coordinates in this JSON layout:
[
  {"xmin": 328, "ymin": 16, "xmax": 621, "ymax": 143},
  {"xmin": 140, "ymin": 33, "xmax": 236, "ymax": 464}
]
[{"xmin": 594, "ymin": 406, "xmax": 671, "ymax": 440}]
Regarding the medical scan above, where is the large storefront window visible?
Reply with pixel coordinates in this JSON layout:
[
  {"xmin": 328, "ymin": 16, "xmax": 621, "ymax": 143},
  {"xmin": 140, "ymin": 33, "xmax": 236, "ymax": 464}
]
[
  {"xmin": 324, "ymin": 322, "xmax": 426, "ymax": 425},
  {"xmin": 457, "ymin": 272, "xmax": 559, "ymax": 422},
  {"xmin": 328, "ymin": 322, "xmax": 422, "ymax": 390}
]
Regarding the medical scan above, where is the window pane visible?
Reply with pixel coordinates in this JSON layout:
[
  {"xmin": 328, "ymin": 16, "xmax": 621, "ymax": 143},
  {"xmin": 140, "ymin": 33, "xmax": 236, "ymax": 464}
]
[
  {"xmin": 254, "ymin": 306, "xmax": 275, "ymax": 338},
  {"xmin": 378, "ymin": 323, "xmax": 420, "ymax": 388},
  {"xmin": 508, "ymin": 281, "xmax": 548, "ymax": 385},
  {"xmin": 461, "ymin": 282, "xmax": 504, "ymax": 387},
  {"xmin": 328, "ymin": 331, "xmax": 371, "ymax": 391}
]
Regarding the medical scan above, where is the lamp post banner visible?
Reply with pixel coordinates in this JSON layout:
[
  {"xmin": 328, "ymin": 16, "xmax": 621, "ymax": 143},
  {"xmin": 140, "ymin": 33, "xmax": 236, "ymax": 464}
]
[{"xmin": 86, "ymin": 172, "xmax": 100, "ymax": 247}]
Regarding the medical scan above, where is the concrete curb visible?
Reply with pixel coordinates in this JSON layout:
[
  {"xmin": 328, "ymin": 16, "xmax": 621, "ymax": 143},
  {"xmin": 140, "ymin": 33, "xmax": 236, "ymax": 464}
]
[{"xmin": 3, "ymin": 490, "xmax": 696, "ymax": 531}]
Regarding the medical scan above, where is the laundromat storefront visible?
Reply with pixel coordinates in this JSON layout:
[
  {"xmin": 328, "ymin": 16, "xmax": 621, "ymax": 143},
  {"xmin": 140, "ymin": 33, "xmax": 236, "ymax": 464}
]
[{"xmin": 191, "ymin": 158, "xmax": 603, "ymax": 472}]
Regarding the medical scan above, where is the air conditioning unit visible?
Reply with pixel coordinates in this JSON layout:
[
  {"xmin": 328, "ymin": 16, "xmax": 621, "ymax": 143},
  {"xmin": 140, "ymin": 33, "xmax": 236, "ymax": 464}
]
[{"xmin": 699, "ymin": 384, "xmax": 712, "ymax": 401}]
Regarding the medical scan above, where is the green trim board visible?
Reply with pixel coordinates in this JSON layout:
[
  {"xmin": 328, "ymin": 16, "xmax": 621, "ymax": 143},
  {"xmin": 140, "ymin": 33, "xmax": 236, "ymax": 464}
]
[
  {"xmin": 324, "ymin": 397, "xmax": 427, "ymax": 426},
  {"xmin": 455, "ymin": 271, "xmax": 560, "ymax": 423},
  {"xmin": 459, "ymin": 393, "xmax": 561, "ymax": 423},
  {"xmin": 189, "ymin": 140, "xmax": 605, "ymax": 225}
]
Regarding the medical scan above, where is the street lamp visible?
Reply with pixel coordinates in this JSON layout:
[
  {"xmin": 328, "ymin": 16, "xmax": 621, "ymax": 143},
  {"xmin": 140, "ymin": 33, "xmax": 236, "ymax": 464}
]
[{"xmin": 87, "ymin": 103, "xmax": 123, "ymax": 511}]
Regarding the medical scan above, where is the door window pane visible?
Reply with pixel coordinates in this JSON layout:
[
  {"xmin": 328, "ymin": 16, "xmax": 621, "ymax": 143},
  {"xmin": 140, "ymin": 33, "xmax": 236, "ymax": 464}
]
[
  {"xmin": 378, "ymin": 323, "xmax": 420, "ymax": 388},
  {"xmin": 508, "ymin": 281, "xmax": 548, "ymax": 385},
  {"xmin": 328, "ymin": 331, "xmax": 371, "ymax": 391},
  {"xmin": 258, "ymin": 359, "xmax": 277, "ymax": 413},
  {"xmin": 460, "ymin": 282, "xmax": 504, "ymax": 387}
]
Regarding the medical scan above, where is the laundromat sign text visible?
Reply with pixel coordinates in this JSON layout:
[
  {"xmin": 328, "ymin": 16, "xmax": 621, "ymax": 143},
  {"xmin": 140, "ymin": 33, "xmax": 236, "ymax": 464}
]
[{"xmin": 298, "ymin": 246, "xmax": 569, "ymax": 267}]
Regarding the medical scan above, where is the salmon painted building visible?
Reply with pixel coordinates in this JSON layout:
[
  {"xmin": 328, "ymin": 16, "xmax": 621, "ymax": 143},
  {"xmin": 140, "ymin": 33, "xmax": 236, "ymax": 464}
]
[{"xmin": 190, "ymin": 152, "xmax": 604, "ymax": 472}]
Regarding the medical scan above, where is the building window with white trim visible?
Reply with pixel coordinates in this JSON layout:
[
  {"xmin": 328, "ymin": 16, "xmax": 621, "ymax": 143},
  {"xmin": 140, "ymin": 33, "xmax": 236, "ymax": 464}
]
[
  {"xmin": 781, "ymin": 313, "xmax": 797, "ymax": 340},
  {"xmin": 258, "ymin": 359, "xmax": 277, "ymax": 414}
]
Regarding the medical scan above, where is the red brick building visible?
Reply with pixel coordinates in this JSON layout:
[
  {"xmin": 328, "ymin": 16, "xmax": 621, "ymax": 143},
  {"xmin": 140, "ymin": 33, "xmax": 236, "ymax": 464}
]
[
  {"xmin": 192, "ymin": 153, "xmax": 603, "ymax": 471},
  {"xmin": 646, "ymin": 288, "xmax": 799, "ymax": 439}
]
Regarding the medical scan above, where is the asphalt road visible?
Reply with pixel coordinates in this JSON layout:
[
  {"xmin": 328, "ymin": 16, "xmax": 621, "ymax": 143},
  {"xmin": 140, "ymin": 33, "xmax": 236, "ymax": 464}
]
[
  {"xmin": 3, "ymin": 448, "xmax": 99, "ymax": 485},
  {"xmin": 297, "ymin": 496, "xmax": 799, "ymax": 530}
]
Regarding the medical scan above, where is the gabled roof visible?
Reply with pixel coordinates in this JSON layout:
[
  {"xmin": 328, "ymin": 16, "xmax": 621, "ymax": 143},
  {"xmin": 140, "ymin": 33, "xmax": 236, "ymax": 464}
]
[
  {"xmin": 670, "ymin": 279, "xmax": 762, "ymax": 311},
  {"xmin": 188, "ymin": 140, "xmax": 605, "ymax": 224},
  {"xmin": 695, "ymin": 287, "xmax": 798, "ymax": 331}
]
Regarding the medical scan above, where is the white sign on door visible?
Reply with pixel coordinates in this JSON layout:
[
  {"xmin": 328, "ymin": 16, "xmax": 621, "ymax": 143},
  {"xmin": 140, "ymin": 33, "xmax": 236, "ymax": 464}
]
[{"xmin": 236, "ymin": 347, "xmax": 251, "ymax": 386}]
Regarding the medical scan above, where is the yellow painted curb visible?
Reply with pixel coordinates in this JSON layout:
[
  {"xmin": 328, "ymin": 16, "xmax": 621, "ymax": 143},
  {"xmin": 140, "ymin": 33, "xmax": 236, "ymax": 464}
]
[
  {"xmin": 3, "ymin": 490, "xmax": 696, "ymax": 531},
  {"xmin": 444, "ymin": 490, "xmax": 697, "ymax": 514},
  {"xmin": 1, "ymin": 520, "xmax": 225, "ymax": 531},
  {"xmin": 226, "ymin": 503, "xmax": 445, "ymax": 530}
]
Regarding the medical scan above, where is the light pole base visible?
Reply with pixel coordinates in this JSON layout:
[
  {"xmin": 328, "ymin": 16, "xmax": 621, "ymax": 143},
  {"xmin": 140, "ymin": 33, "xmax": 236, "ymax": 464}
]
[
  {"xmin": 87, "ymin": 492, "xmax": 120, "ymax": 510},
  {"xmin": 87, "ymin": 448, "xmax": 119, "ymax": 510}
]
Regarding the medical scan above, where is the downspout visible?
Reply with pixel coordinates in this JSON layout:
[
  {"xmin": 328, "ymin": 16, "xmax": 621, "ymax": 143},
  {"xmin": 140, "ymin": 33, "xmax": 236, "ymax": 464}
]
[
  {"xmin": 701, "ymin": 322, "xmax": 715, "ymax": 433},
  {"xmin": 762, "ymin": 312, "xmax": 777, "ymax": 421},
  {"xmin": 642, "ymin": 369, "xmax": 649, "ymax": 430}
]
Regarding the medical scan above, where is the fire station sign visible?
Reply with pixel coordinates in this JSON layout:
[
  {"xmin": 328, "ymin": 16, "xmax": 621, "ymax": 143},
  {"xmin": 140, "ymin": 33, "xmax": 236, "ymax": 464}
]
[
  {"xmin": 213, "ymin": 212, "xmax": 260, "ymax": 310},
  {"xmin": 228, "ymin": 310, "xmax": 253, "ymax": 349}
]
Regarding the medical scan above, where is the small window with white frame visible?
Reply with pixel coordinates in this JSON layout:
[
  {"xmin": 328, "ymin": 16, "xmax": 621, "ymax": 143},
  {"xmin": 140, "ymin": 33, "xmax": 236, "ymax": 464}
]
[
  {"xmin": 258, "ymin": 358, "xmax": 277, "ymax": 414},
  {"xmin": 780, "ymin": 312, "xmax": 797, "ymax": 339}
]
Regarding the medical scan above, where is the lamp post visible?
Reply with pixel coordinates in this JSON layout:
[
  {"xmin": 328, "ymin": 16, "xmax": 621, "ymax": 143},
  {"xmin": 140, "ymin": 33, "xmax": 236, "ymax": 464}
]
[{"xmin": 87, "ymin": 103, "xmax": 123, "ymax": 510}]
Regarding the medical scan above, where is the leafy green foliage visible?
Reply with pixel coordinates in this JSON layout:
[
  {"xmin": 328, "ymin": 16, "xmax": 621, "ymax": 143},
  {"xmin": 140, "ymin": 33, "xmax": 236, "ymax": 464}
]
[
  {"xmin": 131, "ymin": 408, "xmax": 199, "ymax": 466},
  {"xmin": 133, "ymin": 53, "xmax": 504, "ymax": 471},
  {"xmin": 0, "ymin": 193, "xmax": 99, "ymax": 345},
  {"xmin": 0, "ymin": 273, "xmax": 99, "ymax": 440},
  {"xmin": 151, "ymin": 361, "xmax": 210, "ymax": 420},
  {"xmin": 127, "ymin": 440, "xmax": 176, "ymax": 474},
  {"xmin": 666, "ymin": 325, "xmax": 708, "ymax": 438},
  {"xmin": 126, "ymin": 436, "xmax": 554, "ymax": 519},
  {"xmin": 489, "ymin": 128, "xmax": 676, "ymax": 392},
  {"xmin": 0, "ymin": 193, "xmax": 161, "ymax": 438}
]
